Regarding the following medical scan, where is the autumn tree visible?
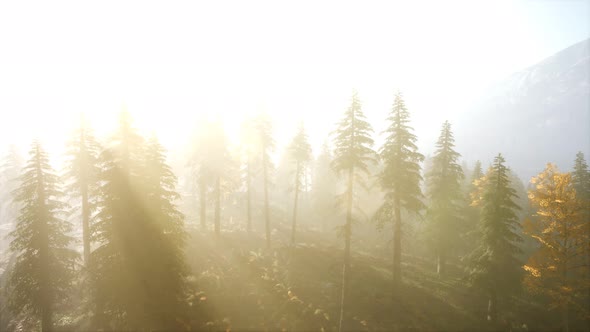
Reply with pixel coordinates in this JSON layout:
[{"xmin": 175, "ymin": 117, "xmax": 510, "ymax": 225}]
[
  {"xmin": 254, "ymin": 113, "xmax": 275, "ymax": 249},
  {"xmin": 287, "ymin": 124, "xmax": 312, "ymax": 244},
  {"xmin": 374, "ymin": 92, "xmax": 424, "ymax": 287},
  {"xmin": 524, "ymin": 163, "xmax": 588, "ymax": 331},
  {"xmin": 331, "ymin": 92, "xmax": 375, "ymax": 332},
  {"xmin": 424, "ymin": 121, "xmax": 464, "ymax": 276},
  {"xmin": 466, "ymin": 154, "xmax": 522, "ymax": 324},
  {"xmin": 64, "ymin": 116, "xmax": 101, "ymax": 265},
  {"xmin": 8, "ymin": 141, "xmax": 76, "ymax": 332}
]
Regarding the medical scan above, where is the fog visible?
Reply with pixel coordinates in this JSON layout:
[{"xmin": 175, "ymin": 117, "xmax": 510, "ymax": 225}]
[{"xmin": 0, "ymin": 1, "xmax": 589, "ymax": 331}]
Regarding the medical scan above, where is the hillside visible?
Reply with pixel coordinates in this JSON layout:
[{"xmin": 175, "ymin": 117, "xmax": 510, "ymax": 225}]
[
  {"xmin": 456, "ymin": 38, "xmax": 590, "ymax": 179},
  {"xmin": 185, "ymin": 229, "xmax": 564, "ymax": 331}
]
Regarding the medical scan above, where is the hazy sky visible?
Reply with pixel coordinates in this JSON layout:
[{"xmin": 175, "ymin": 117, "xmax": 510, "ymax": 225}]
[{"xmin": 0, "ymin": 0, "xmax": 588, "ymax": 166}]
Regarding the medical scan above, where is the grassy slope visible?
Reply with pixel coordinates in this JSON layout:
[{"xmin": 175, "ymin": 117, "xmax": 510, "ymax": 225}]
[{"xmin": 185, "ymin": 228, "xmax": 558, "ymax": 331}]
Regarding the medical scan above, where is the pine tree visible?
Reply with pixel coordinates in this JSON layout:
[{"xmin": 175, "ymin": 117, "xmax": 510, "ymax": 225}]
[
  {"xmin": 90, "ymin": 111, "xmax": 188, "ymax": 330},
  {"xmin": 288, "ymin": 124, "xmax": 312, "ymax": 244},
  {"xmin": 375, "ymin": 92, "xmax": 424, "ymax": 287},
  {"xmin": 311, "ymin": 142, "xmax": 339, "ymax": 232},
  {"xmin": 467, "ymin": 154, "xmax": 523, "ymax": 324},
  {"xmin": 90, "ymin": 111, "xmax": 146, "ymax": 329},
  {"xmin": 524, "ymin": 163, "xmax": 587, "ymax": 332},
  {"xmin": 571, "ymin": 151, "xmax": 590, "ymax": 326},
  {"xmin": 424, "ymin": 121, "xmax": 464, "ymax": 276},
  {"xmin": 8, "ymin": 140, "xmax": 76, "ymax": 332},
  {"xmin": 240, "ymin": 116, "xmax": 259, "ymax": 233},
  {"xmin": 331, "ymin": 92, "xmax": 375, "ymax": 332},
  {"xmin": 459, "ymin": 160, "xmax": 483, "ymax": 259},
  {"xmin": 254, "ymin": 113, "xmax": 275, "ymax": 249},
  {"xmin": 0, "ymin": 146, "xmax": 24, "ymax": 253},
  {"xmin": 189, "ymin": 118, "xmax": 214, "ymax": 231},
  {"xmin": 64, "ymin": 116, "xmax": 101, "ymax": 266},
  {"xmin": 207, "ymin": 121, "xmax": 235, "ymax": 238},
  {"xmin": 140, "ymin": 135, "xmax": 189, "ymax": 328},
  {"xmin": 572, "ymin": 152, "xmax": 590, "ymax": 200}
]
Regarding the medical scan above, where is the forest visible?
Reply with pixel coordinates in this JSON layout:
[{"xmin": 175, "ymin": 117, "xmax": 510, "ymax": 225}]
[{"xmin": 0, "ymin": 90, "xmax": 588, "ymax": 332}]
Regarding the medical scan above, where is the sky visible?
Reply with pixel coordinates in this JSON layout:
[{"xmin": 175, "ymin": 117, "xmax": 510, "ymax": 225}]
[{"xmin": 0, "ymin": 0, "xmax": 588, "ymax": 168}]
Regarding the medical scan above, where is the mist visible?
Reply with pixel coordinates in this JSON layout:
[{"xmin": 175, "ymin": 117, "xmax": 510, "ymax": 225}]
[{"xmin": 0, "ymin": 1, "xmax": 589, "ymax": 331}]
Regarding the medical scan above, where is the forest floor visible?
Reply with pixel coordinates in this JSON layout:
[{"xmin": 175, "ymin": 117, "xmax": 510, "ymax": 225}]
[{"xmin": 184, "ymin": 227, "xmax": 563, "ymax": 332}]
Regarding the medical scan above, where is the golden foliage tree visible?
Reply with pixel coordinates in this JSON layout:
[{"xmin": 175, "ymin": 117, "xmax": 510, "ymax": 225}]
[{"xmin": 524, "ymin": 163, "xmax": 589, "ymax": 331}]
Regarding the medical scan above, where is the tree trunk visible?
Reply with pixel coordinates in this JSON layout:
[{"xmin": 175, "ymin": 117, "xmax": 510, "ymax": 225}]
[
  {"xmin": 392, "ymin": 195, "xmax": 402, "ymax": 288},
  {"xmin": 291, "ymin": 163, "xmax": 301, "ymax": 245},
  {"xmin": 338, "ymin": 167, "xmax": 354, "ymax": 332},
  {"xmin": 214, "ymin": 175, "xmax": 221, "ymax": 237},
  {"xmin": 263, "ymin": 152, "xmax": 271, "ymax": 249},
  {"xmin": 199, "ymin": 177, "xmax": 206, "ymax": 231},
  {"xmin": 81, "ymin": 184, "xmax": 90, "ymax": 266},
  {"xmin": 36, "ymin": 151, "xmax": 52, "ymax": 332},
  {"xmin": 487, "ymin": 289, "xmax": 497, "ymax": 323},
  {"xmin": 246, "ymin": 157, "xmax": 252, "ymax": 233}
]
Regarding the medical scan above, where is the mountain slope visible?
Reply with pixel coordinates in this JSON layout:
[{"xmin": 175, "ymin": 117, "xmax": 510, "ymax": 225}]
[{"xmin": 456, "ymin": 38, "xmax": 590, "ymax": 179}]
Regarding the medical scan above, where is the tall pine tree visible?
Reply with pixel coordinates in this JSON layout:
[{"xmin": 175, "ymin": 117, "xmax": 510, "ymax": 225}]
[
  {"xmin": 571, "ymin": 151, "xmax": 590, "ymax": 326},
  {"xmin": 140, "ymin": 135, "xmax": 189, "ymax": 328},
  {"xmin": 8, "ymin": 141, "xmax": 76, "ymax": 332},
  {"xmin": 90, "ymin": 111, "xmax": 188, "ymax": 330},
  {"xmin": 254, "ymin": 113, "xmax": 275, "ymax": 249},
  {"xmin": 64, "ymin": 116, "xmax": 101, "ymax": 266},
  {"xmin": 375, "ymin": 92, "xmax": 424, "ymax": 288},
  {"xmin": 202, "ymin": 120, "xmax": 235, "ymax": 238},
  {"xmin": 424, "ymin": 121, "xmax": 464, "ymax": 276},
  {"xmin": 467, "ymin": 154, "xmax": 522, "ymax": 324},
  {"xmin": 311, "ymin": 142, "xmax": 339, "ymax": 232},
  {"xmin": 331, "ymin": 92, "xmax": 375, "ymax": 332},
  {"xmin": 288, "ymin": 124, "xmax": 312, "ymax": 244},
  {"xmin": 189, "ymin": 118, "xmax": 214, "ymax": 231},
  {"xmin": 240, "ymin": 116, "xmax": 259, "ymax": 233}
]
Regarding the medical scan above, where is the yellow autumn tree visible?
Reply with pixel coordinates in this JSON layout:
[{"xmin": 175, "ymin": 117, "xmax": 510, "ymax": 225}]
[{"xmin": 524, "ymin": 163, "xmax": 589, "ymax": 331}]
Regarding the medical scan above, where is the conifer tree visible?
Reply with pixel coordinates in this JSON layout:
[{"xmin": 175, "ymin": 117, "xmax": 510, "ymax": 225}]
[
  {"xmin": 140, "ymin": 135, "xmax": 189, "ymax": 327},
  {"xmin": 190, "ymin": 118, "xmax": 214, "ymax": 231},
  {"xmin": 459, "ymin": 160, "xmax": 483, "ymax": 257},
  {"xmin": 0, "ymin": 146, "xmax": 24, "ymax": 252},
  {"xmin": 571, "ymin": 152, "xmax": 590, "ymax": 325},
  {"xmin": 90, "ymin": 111, "xmax": 188, "ymax": 330},
  {"xmin": 524, "ymin": 163, "xmax": 587, "ymax": 332},
  {"xmin": 240, "ymin": 116, "xmax": 259, "ymax": 232},
  {"xmin": 207, "ymin": 121, "xmax": 235, "ymax": 238},
  {"xmin": 64, "ymin": 116, "xmax": 101, "ymax": 266},
  {"xmin": 572, "ymin": 152, "xmax": 590, "ymax": 200},
  {"xmin": 375, "ymin": 92, "xmax": 424, "ymax": 287},
  {"xmin": 467, "ymin": 154, "xmax": 522, "ymax": 324},
  {"xmin": 254, "ymin": 113, "xmax": 275, "ymax": 248},
  {"xmin": 8, "ymin": 140, "xmax": 76, "ymax": 332},
  {"xmin": 288, "ymin": 124, "xmax": 312, "ymax": 244},
  {"xmin": 311, "ymin": 142, "xmax": 338, "ymax": 232},
  {"xmin": 331, "ymin": 92, "xmax": 375, "ymax": 332},
  {"xmin": 424, "ymin": 121, "xmax": 464, "ymax": 276}
]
